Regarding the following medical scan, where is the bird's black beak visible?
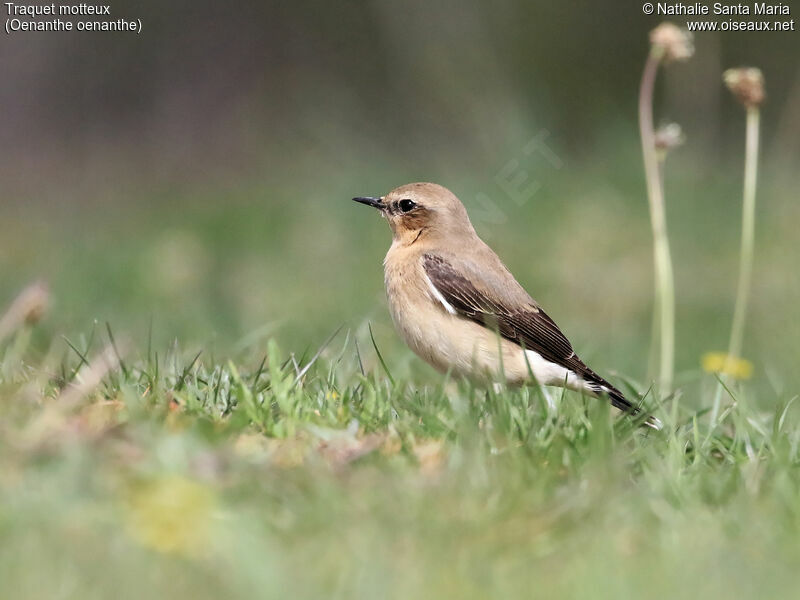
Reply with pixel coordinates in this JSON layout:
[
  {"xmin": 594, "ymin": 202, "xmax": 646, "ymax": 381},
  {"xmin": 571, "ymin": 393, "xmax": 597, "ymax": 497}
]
[{"xmin": 352, "ymin": 196, "xmax": 384, "ymax": 210}]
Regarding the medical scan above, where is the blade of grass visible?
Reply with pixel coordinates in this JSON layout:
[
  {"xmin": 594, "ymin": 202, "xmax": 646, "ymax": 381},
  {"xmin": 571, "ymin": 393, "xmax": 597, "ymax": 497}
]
[
  {"xmin": 176, "ymin": 350, "xmax": 203, "ymax": 391},
  {"xmin": 368, "ymin": 323, "xmax": 394, "ymax": 386},
  {"xmin": 105, "ymin": 322, "xmax": 129, "ymax": 379},
  {"xmin": 293, "ymin": 325, "xmax": 343, "ymax": 386}
]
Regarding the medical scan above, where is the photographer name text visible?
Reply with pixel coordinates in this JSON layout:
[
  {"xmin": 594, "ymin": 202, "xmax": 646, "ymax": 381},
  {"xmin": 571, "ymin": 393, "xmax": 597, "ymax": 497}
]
[{"xmin": 657, "ymin": 2, "xmax": 789, "ymax": 16}]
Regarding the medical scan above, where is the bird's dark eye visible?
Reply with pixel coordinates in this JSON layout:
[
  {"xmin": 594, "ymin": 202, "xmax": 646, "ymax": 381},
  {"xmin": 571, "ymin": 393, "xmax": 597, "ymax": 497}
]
[{"xmin": 398, "ymin": 199, "xmax": 416, "ymax": 213}]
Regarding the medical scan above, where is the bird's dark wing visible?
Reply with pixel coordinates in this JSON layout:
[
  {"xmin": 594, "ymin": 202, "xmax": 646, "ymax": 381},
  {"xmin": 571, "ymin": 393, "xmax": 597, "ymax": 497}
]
[
  {"xmin": 422, "ymin": 254, "xmax": 581, "ymax": 372},
  {"xmin": 422, "ymin": 253, "xmax": 652, "ymax": 423},
  {"xmin": 421, "ymin": 253, "xmax": 637, "ymax": 410}
]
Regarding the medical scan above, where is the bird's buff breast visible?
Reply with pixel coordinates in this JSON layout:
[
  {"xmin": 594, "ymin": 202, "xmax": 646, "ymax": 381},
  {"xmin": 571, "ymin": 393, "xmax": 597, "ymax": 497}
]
[{"xmin": 383, "ymin": 253, "xmax": 529, "ymax": 383}]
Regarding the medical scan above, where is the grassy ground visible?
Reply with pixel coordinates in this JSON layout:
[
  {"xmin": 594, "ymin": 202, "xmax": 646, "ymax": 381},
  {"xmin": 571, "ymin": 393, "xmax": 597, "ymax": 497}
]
[
  {"xmin": 1, "ymin": 321, "xmax": 799, "ymax": 599},
  {"xmin": 2, "ymin": 147, "xmax": 800, "ymax": 598}
]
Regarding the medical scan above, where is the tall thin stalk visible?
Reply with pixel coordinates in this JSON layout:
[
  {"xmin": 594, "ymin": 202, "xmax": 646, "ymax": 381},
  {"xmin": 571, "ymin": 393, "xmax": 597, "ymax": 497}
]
[
  {"xmin": 722, "ymin": 67, "xmax": 765, "ymax": 375},
  {"xmin": 708, "ymin": 68, "xmax": 764, "ymax": 426},
  {"xmin": 639, "ymin": 48, "xmax": 676, "ymax": 394},
  {"xmin": 727, "ymin": 107, "xmax": 760, "ymax": 361},
  {"xmin": 638, "ymin": 24, "xmax": 693, "ymax": 394}
]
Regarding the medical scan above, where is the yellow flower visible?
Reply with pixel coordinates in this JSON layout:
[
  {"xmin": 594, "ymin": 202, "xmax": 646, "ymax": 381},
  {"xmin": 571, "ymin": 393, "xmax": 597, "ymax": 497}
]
[
  {"xmin": 701, "ymin": 352, "xmax": 754, "ymax": 380},
  {"xmin": 124, "ymin": 476, "xmax": 216, "ymax": 557}
]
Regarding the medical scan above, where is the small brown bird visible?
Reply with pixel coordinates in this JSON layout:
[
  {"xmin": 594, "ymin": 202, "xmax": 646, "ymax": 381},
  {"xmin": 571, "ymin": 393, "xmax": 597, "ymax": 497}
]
[{"xmin": 354, "ymin": 182, "xmax": 656, "ymax": 426}]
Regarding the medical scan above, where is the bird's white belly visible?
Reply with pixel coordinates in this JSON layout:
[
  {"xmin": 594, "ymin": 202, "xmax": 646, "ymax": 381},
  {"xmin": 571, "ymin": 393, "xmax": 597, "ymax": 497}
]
[{"xmin": 387, "ymin": 290, "xmax": 582, "ymax": 388}]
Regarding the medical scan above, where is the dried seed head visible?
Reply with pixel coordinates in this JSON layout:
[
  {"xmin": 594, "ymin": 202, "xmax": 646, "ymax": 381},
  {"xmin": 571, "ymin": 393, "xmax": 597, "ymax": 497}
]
[
  {"xmin": 724, "ymin": 67, "xmax": 765, "ymax": 109},
  {"xmin": 654, "ymin": 123, "xmax": 685, "ymax": 158},
  {"xmin": 0, "ymin": 280, "xmax": 50, "ymax": 341},
  {"xmin": 649, "ymin": 23, "xmax": 694, "ymax": 63},
  {"xmin": 21, "ymin": 281, "xmax": 50, "ymax": 325}
]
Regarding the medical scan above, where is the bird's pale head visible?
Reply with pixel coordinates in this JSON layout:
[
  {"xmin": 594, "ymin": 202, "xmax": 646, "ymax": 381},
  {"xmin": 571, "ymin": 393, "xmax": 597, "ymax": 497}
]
[{"xmin": 353, "ymin": 182, "xmax": 475, "ymax": 246}]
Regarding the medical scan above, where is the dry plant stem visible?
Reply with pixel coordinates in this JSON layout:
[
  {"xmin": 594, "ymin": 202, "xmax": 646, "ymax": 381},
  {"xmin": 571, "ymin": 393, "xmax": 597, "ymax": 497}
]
[
  {"xmin": 639, "ymin": 48, "xmax": 675, "ymax": 394},
  {"xmin": 727, "ymin": 107, "xmax": 760, "ymax": 362},
  {"xmin": 711, "ymin": 107, "xmax": 760, "ymax": 428},
  {"xmin": 647, "ymin": 161, "xmax": 666, "ymax": 381},
  {"xmin": 58, "ymin": 343, "xmax": 123, "ymax": 408},
  {"xmin": 0, "ymin": 281, "xmax": 49, "ymax": 343}
]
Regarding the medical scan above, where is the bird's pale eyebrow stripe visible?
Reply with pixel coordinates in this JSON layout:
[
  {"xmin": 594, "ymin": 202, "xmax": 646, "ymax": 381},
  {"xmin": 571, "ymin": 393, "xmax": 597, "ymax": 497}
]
[{"xmin": 423, "ymin": 272, "xmax": 457, "ymax": 315}]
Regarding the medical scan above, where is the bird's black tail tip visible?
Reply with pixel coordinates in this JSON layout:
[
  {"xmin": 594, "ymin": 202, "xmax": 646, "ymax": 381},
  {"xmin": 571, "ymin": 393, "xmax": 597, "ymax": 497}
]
[{"xmin": 602, "ymin": 385, "xmax": 662, "ymax": 430}]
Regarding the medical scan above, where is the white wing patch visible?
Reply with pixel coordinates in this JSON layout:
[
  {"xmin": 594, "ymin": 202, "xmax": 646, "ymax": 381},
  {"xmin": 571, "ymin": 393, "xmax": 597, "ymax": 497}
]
[{"xmin": 424, "ymin": 273, "xmax": 457, "ymax": 315}]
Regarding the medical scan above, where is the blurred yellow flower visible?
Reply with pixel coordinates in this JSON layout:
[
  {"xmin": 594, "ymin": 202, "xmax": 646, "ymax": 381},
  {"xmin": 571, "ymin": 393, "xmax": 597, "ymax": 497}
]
[
  {"xmin": 701, "ymin": 352, "xmax": 753, "ymax": 380},
  {"xmin": 125, "ymin": 476, "xmax": 216, "ymax": 557}
]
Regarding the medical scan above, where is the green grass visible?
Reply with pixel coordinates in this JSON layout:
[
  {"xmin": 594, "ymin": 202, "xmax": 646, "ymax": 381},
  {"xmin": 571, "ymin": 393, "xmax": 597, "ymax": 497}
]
[
  {"xmin": 2, "ymin": 142, "xmax": 800, "ymax": 598},
  {"xmin": 2, "ymin": 317, "xmax": 800, "ymax": 599}
]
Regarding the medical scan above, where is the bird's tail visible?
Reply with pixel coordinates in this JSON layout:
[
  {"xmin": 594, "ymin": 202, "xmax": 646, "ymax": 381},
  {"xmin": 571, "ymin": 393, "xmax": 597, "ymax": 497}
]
[{"xmin": 589, "ymin": 378, "xmax": 662, "ymax": 430}]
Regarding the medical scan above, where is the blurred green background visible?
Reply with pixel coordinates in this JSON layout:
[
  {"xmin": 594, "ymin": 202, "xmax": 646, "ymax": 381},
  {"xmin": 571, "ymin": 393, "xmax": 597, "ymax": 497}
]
[
  {"xmin": 2, "ymin": 0, "xmax": 799, "ymax": 392},
  {"xmin": 3, "ymin": 4, "xmax": 800, "ymax": 600}
]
